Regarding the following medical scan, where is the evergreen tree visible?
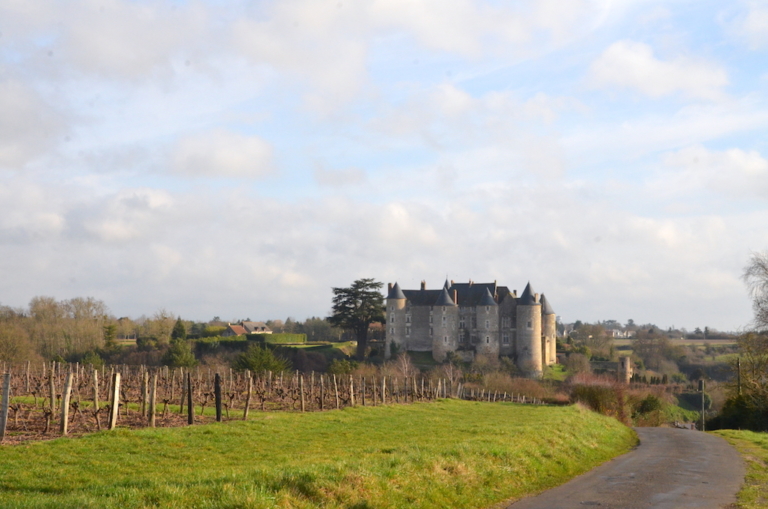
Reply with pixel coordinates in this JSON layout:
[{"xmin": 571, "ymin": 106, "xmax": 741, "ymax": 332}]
[
  {"xmin": 233, "ymin": 344, "xmax": 290, "ymax": 373},
  {"xmin": 162, "ymin": 339, "xmax": 197, "ymax": 368},
  {"xmin": 171, "ymin": 317, "xmax": 187, "ymax": 342},
  {"xmin": 327, "ymin": 278, "xmax": 385, "ymax": 360}
]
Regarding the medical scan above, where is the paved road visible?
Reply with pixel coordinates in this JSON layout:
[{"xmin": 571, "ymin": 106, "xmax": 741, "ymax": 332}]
[{"xmin": 508, "ymin": 427, "xmax": 745, "ymax": 509}]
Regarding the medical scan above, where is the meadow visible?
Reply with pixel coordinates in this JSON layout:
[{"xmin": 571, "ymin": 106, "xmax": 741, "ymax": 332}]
[
  {"xmin": 0, "ymin": 400, "xmax": 636, "ymax": 509},
  {"xmin": 715, "ymin": 430, "xmax": 768, "ymax": 509}
]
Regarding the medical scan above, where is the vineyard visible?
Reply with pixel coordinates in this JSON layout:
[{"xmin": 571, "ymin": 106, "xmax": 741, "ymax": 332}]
[{"xmin": 0, "ymin": 361, "xmax": 544, "ymax": 444}]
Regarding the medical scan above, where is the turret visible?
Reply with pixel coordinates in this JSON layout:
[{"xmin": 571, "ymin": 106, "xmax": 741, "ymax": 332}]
[
  {"xmin": 431, "ymin": 288, "xmax": 458, "ymax": 362},
  {"xmin": 475, "ymin": 287, "xmax": 499, "ymax": 357},
  {"xmin": 385, "ymin": 282, "xmax": 407, "ymax": 359},
  {"xmin": 540, "ymin": 294, "xmax": 557, "ymax": 366},
  {"xmin": 516, "ymin": 282, "xmax": 542, "ymax": 377},
  {"xmin": 618, "ymin": 355, "xmax": 633, "ymax": 384}
]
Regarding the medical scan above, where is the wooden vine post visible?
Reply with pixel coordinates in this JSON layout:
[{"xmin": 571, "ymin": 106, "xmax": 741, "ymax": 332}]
[
  {"xmin": 0, "ymin": 373, "xmax": 10, "ymax": 442},
  {"xmin": 214, "ymin": 373, "xmax": 222, "ymax": 422},
  {"xmin": 243, "ymin": 372, "xmax": 252, "ymax": 420},
  {"xmin": 186, "ymin": 373, "xmax": 194, "ymax": 425},
  {"xmin": 299, "ymin": 375, "xmax": 306, "ymax": 412},
  {"xmin": 108, "ymin": 372, "xmax": 121, "ymax": 430},
  {"xmin": 349, "ymin": 375, "xmax": 355, "ymax": 406},
  {"xmin": 49, "ymin": 365, "xmax": 56, "ymax": 414},
  {"xmin": 149, "ymin": 372, "xmax": 157, "ymax": 427},
  {"xmin": 92, "ymin": 368, "xmax": 99, "ymax": 411},
  {"xmin": 333, "ymin": 374, "xmax": 340, "ymax": 409},
  {"xmin": 60, "ymin": 372, "xmax": 74, "ymax": 435}
]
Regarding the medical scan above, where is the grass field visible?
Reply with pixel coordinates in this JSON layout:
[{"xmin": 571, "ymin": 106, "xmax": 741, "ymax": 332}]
[
  {"xmin": 0, "ymin": 400, "xmax": 636, "ymax": 509},
  {"xmin": 715, "ymin": 430, "xmax": 768, "ymax": 509}
]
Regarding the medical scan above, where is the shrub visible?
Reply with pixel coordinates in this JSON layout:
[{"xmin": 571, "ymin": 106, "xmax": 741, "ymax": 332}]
[
  {"xmin": 80, "ymin": 351, "xmax": 104, "ymax": 369},
  {"xmin": 328, "ymin": 358, "xmax": 358, "ymax": 375},
  {"xmin": 233, "ymin": 344, "xmax": 290, "ymax": 373}
]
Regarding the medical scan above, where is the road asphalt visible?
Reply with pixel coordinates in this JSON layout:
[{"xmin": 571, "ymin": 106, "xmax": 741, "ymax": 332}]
[{"xmin": 507, "ymin": 427, "xmax": 745, "ymax": 509}]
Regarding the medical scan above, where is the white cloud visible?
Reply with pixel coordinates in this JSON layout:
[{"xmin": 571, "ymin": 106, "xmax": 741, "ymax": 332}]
[
  {"xmin": 588, "ymin": 40, "xmax": 728, "ymax": 99},
  {"xmin": 661, "ymin": 145, "xmax": 768, "ymax": 199},
  {"xmin": 171, "ymin": 130, "xmax": 274, "ymax": 178},
  {"xmin": 729, "ymin": 1, "xmax": 768, "ymax": 49},
  {"xmin": 314, "ymin": 166, "xmax": 367, "ymax": 186},
  {"xmin": 0, "ymin": 80, "xmax": 64, "ymax": 168}
]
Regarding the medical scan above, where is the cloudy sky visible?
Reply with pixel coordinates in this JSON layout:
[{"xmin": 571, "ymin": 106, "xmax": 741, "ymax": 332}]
[{"xmin": 1, "ymin": 0, "xmax": 767, "ymax": 330}]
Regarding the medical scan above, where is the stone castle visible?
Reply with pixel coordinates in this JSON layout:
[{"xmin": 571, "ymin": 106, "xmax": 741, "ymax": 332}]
[{"xmin": 384, "ymin": 280, "xmax": 557, "ymax": 376}]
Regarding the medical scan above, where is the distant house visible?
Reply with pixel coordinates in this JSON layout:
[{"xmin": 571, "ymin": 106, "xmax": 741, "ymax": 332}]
[
  {"xmin": 242, "ymin": 321, "xmax": 272, "ymax": 334},
  {"xmin": 222, "ymin": 324, "xmax": 248, "ymax": 337}
]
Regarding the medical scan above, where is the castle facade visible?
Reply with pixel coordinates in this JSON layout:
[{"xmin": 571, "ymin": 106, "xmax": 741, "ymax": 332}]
[{"xmin": 384, "ymin": 280, "xmax": 557, "ymax": 376}]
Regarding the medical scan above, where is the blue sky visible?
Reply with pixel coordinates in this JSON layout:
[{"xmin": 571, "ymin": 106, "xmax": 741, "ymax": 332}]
[{"xmin": 1, "ymin": 0, "xmax": 767, "ymax": 331}]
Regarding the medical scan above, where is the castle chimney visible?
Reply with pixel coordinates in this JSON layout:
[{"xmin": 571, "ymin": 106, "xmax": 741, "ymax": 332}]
[
  {"xmin": 453, "ymin": 290, "xmax": 458, "ymax": 304},
  {"xmin": 513, "ymin": 290, "xmax": 517, "ymax": 298},
  {"xmin": 450, "ymin": 279, "xmax": 454, "ymax": 286},
  {"xmin": 388, "ymin": 283, "xmax": 393, "ymax": 293},
  {"xmin": 534, "ymin": 293, "xmax": 539, "ymax": 303},
  {"xmin": 469, "ymin": 280, "xmax": 473, "ymax": 286},
  {"xmin": 421, "ymin": 280, "xmax": 426, "ymax": 291}
]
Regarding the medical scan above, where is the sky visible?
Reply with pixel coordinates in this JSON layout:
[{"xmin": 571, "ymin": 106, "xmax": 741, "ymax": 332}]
[{"xmin": 1, "ymin": 0, "xmax": 767, "ymax": 331}]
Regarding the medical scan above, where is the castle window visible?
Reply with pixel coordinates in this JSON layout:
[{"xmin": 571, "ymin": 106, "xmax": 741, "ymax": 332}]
[
  {"xmin": 442, "ymin": 306, "xmax": 446, "ymax": 313},
  {"xmin": 406, "ymin": 314, "xmax": 411, "ymax": 323},
  {"xmin": 527, "ymin": 320, "xmax": 532, "ymax": 329},
  {"xmin": 390, "ymin": 315, "xmax": 395, "ymax": 323},
  {"xmin": 486, "ymin": 306, "xmax": 490, "ymax": 312},
  {"xmin": 442, "ymin": 316, "xmax": 446, "ymax": 325},
  {"xmin": 390, "ymin": 327, "xmax": 394, "ymax": 335},
  {"xmin": 485, "ymin": 319, "xmax": 490, "ymax": 329},
  {"xmin": 406, "ymin": 327, "xmax": 411, "ymax": 337},
  {"xmin": 471, "ymin": 317, "xmax": 476, "ymax": 328},
  {"xmin": 444, "ymin": 336, "xmax": 448, "ymax": 344},
  {"xmin": 502, "ymin": 317, "xmax": 510, "ymax": 328},
  {"xmin": 429, "ymin": 327, "xmax": 433, "ymax": 336},
  {"xmin": 459, "ymin": 317, "xmax": 465, "ymax": 328},
  {"xmin": 459, "ymin": 330, "xmax": 466, "ymax": 342},
  {"xmin": 429, "ymin": 315, "xmax": 433, "ymax": 324},
  {"xmin": 485, "ymin": 336, "xmax": 490, "ymax": 344},
  {"xmin": 502, "ymin": 334, "xmax": 509, "ymax": 344}
]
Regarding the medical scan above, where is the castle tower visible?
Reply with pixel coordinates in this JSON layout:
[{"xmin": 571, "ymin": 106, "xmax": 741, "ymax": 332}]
[
  {"xmin": 516, "ymin": 282, "xmax": 542, "ymax": 377},
  {"xmin": 431, "ymin": 288, "xmax": 459, "ymax": 362},
  {"xmin": 385, "ymin": 282, "xmax": 407, "ymax": 360},
  {"xmin": 618, "ymin": 356, "xmax": 633, "ymax": 384},
  {"xmin": 540, "ymin": 294, "xmax": 557, "ymax": 366},
  {"xmin": 475, "ymin": 287, "xmax": 499, "ymax": 357}
]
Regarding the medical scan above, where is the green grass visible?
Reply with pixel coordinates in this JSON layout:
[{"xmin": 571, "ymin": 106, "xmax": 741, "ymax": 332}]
[
  {"xmin": 0, "ymin": 400, "xmax": 636, "ymax": 509},
  {"xmin": 714, "ymin": 430, "xmax": 768, "ymax": 508}
]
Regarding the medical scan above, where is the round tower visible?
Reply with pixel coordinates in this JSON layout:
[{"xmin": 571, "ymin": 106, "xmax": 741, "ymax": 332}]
[
  {"xmin": 385, "ymin": 282, "xmax": 407, "ymax": 359},
  {"xmin": 431, "ymin": 288, "xmax": 458, "ymax": 362},
  {"xmin": 475, "ymin": 287, "xmax": 499, "ymax": 357},
  {"xmin": 515, "ymin": 282, "xmax": 542, "ymax": 377},
  {"xmin": 540, "ymin": 294, "xmax": 557, "ymax": 366},
  {"xmin": 618, "ymin": 355, "xmax": 633, "ymax": 384}
]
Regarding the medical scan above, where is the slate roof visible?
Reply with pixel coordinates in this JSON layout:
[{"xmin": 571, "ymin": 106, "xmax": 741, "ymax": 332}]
[
  {"xmin": 446, "ymin": 282, "xmax": 505, "ymax": 306},
  {"xmin": 479, "ymin": 287, "xmax": 498, "ymax": 306},
  {"xmin": 242, "ymin": 321, "xmax": 272, "ymax": 333},
  {"xmin": 434, "ymin": 288, "xmax": 456, "ymax": 306},
  {"xmin": 518, "ymin": 282, "xmax": 540, "ymax": 306},
  {"xmin": 402, "ymin": 289, "xmax": 444, "ymax": 306},
  {"xmin": 387, "ymin": 282, "xmax": 406, "ymax": 299},
  {"xmin": 540, "ymin": 294, "xmax": 555, "ymax": 315}
]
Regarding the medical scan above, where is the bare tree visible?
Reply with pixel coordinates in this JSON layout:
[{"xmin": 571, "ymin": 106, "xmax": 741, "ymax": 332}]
[{"xmin": 744, "ymin": 251, "xmax": 768, "ymax": 330}]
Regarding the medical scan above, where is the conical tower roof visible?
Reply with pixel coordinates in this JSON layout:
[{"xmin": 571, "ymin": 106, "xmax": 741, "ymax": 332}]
[
  {"xmin": 518, "ymin": 282, "xmax": 539, "ymax": 306},
  {"xmin": 443, "ymin": 278, "xmax": 450, "ymax": 290},
  {"xmin": 540, "ymin": 293, "xmax": 555, "ymax": 315},
  {"xmin": 479, "ymin": 287, "xmax": 498, "ymax": 306},
  {"xmin": 434, "ymin": 288, "xmax": 456, "ymax": 306},
  {"xmin": 387, "ymin": 282, "xmax": 406, "ymax": 299}
]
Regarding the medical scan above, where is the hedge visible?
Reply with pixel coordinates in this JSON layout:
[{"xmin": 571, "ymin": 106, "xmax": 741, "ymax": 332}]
[{"xmin": 248, "ymin": 333, "xmax": 307, "ymax": 344}]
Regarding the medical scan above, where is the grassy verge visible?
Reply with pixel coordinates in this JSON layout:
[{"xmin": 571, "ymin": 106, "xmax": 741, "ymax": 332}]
[
  {"xmin": 714, "ymin": 430, "xmax": 768, "ymax": 508},
  {"xmin": 0, "ymin": 400, "xmax": 636, "ymax": 509}
]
